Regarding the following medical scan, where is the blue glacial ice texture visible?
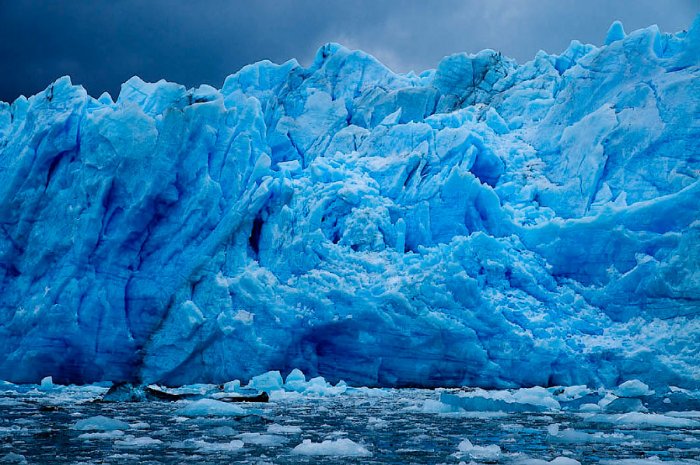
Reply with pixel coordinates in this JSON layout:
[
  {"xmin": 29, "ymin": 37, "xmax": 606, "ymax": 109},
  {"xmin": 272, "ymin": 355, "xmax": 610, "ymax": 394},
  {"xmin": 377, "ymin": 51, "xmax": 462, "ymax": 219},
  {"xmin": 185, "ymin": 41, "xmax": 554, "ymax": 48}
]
[{"xmin": 0, "ymin": 19, "xmax": 698, "ymax": 388}]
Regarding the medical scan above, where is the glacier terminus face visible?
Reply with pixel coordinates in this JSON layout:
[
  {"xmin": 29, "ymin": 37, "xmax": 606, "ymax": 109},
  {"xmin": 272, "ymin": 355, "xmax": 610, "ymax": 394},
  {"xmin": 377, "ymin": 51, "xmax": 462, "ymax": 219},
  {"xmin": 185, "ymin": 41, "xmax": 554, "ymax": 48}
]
[{"xmin": 0, "ymin": 19, "xmax": 698, "ymax": 389}]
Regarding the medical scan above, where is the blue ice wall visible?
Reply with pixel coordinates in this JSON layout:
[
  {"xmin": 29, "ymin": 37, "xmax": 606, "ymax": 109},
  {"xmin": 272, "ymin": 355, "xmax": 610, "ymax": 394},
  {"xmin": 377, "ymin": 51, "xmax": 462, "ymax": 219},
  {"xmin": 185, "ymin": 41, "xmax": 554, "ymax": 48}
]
[{"xmin": 0, "ymin": 20, "xmax": 698, "ymax": 388}]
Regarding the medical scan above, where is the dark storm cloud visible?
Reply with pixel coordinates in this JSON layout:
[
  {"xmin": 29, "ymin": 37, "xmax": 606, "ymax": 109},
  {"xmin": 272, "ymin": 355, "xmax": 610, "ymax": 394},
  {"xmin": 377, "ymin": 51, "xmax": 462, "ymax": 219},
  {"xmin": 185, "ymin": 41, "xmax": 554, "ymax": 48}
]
[{"xmin": 0, "ymin": 0, "xmax": 697, "ymax": 102}]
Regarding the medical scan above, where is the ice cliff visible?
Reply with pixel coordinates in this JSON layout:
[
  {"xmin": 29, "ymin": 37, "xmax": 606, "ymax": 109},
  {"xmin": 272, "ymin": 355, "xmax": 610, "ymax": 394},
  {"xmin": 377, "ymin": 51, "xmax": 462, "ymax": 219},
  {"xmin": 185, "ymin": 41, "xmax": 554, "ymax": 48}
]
[{"xmin": 0, "ymin": 20, "xmax": 698, "ymax": 388}]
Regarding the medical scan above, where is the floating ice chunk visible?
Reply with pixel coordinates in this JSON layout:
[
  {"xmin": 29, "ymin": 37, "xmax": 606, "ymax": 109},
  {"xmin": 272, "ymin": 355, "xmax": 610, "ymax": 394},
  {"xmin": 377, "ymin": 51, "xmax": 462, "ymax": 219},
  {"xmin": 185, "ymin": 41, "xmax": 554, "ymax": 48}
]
[
  {"xmin": 548, "ymin": 424, "xmax": 631, "ymax": 443},
  {"xmin": 553, "ymin": 385, "xmax": 592, "ymax": 402},
  {"xmin": 579, "ymin": 403, "xmax": 601, "ymax": 413},
  {"xmin": 114, "ymin": 435, "xmax": 163, "ymax": 448},
  {"xmin": 457, "ymin": 438, "xmax": 502, "ymax": 461},
  {"xmin": 106, "ymin": 454, "xmax": 140, "ymax": 461},
  {"xmin": 72, "ymin": 415, "xmax": 130, "ymax": 431},
  {"xmin": 421, "ymin": 399, "xmax": 459, "ymax": 413},
  {"xmin": 306, "ymin": 376, "xmax": 330, "ymax": 391},
  {"xmin": 291, "ymin": 438, "xmax": 372, "ymax": 457},
  {"xmin": 246, "ymin": 371, "xmax": 283, "ymax": 392},
  {"xmin": 598, "ymin": 459, "xmax": 700, "ymax": 465},
  {"xmin": 39, "ymin": 376, "xmax": 53, "ymax": 391},
  {"xmin": 167, "ymin": 383, "xmax": 218, "ymax": 396},
  {"xmin": 0, "ymin": 453, "xmax": 27, "ymax": 464},
  {"xmin": 237, "ymin": 432, "xmax": 287, "ymax": 446},
  {"xmin": 223, "ymin": 380, "xmax": 241, "ymax": 393},
  {"xmin": 367, "ymin": 417, "xmax": 389, "ymax": 429},
  {"xmin": 615, "ymin": 380, "xmax": 655, "ymax": 397},
  {"xmin": 585, "ymin": 412, "xmax": 700, "ymax": 428},
  {"xmin": 666, "ymin": 410, "xmax": 700, "ymax": 419},
  {"xmin": 269, "ymin": 389, "xmax": 304, "ymax": 401},
  {"xmin": 193, "ymin": 439, "xmax": 244, "ymax": 452},
  {"xmin": 512, "ymin": 387, "xmax": 561, "ymax": 410},
  {"xmin": 442, "ymin": 387, "xmax": 560, "ymax": 412},
  {"xmin": 517, "ymin": 458, "xmax": 581, "ymax": 465},
  {"xmin": 284, "ymin": 369, "xmax": 307, "ymax": 392},
  {"xmin": 281, "ymin": 373, "xmax": 348, "ymax": 396},
  {"xmin": 176, "ymin": 399, "xmax": 246, "ymax": 417},
  {"xmin": 267, "ymin": 423, "xmax": 302, "ymax": 434},
  {"xmin": 78, "ymin": 430, "xmax": 126, "ymax": 440},
  {"xmin": 598, "ymin": 393, "xmax": 618, "ymax": 409},
  {"xmin": 209, "ymin": 426, "xmax": 236, "ymax": 436},
  {"xmin": 604, "ymin": 397, "xmax": 645, "ymax": 413}
]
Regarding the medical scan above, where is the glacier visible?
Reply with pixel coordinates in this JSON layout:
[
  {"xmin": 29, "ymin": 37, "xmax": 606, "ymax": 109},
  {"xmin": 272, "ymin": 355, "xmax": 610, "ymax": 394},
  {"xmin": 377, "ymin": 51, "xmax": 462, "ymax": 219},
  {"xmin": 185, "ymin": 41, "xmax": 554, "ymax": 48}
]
[{"xmin": 0, "ymin": 19, "xmax": 698, "ymax": 389}]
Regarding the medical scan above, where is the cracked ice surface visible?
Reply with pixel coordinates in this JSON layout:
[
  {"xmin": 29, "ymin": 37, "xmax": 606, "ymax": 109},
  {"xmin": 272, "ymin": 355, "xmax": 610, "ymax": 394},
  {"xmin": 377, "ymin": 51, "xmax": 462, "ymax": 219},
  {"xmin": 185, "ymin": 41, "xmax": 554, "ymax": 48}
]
[{"xmin": 0, "ymin": 19, "xmax": 698, "ymax": 388}]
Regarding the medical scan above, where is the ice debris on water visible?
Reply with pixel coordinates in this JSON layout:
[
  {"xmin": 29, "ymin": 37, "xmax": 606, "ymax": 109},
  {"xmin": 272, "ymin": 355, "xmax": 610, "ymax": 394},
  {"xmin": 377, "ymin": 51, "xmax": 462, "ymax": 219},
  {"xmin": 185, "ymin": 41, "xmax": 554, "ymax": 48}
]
[
  {"xmin": 113, "ymin": 436, "xmax": 164, "ymax": 449},
  {"xmin": 456, "ymin": 438, "xmax": 502, "ymax": 461},
  {"xmin": 72, "ymin": 416, "xmax": 130, "ymax": 431},
  {"xmin": 266, "ymin": 423, "xmax": 302, "ymax": 434},
  {"xmin": 176, "ymin": 399, "xmax": 246, "ymax": 417},
  {"xmin": 291, "ymin": 438, "xmax": 372, "ymax": 457},
  {"xmin": 236, "ymin": 432, "xmax": 288, "ymax": 446},
  {"xmin": 615, "ymin": 380, "xmax": 655, "ymax": 398},
  {"xmin": 192, "ymin": 439, "xmax": 245, "ymax": 452},
  {"xmin": 516, "ymin": 458, "xmax": 582, "ymax": 465},
  {"xmin": 38, "ymin": 377, "xmax": 53, "ymax": 391}
]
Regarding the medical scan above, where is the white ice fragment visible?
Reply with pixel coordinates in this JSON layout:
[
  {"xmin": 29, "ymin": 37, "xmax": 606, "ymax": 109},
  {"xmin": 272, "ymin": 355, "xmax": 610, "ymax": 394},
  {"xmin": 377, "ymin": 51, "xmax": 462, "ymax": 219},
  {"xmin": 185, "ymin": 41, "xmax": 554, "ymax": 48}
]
[
  {"xmin": 614, "ymin": 380, "xmax": 655, "ymax": 397},
  {"xmin": 442, "ymin": 387, "xmax": 560, "ymax": 412},
  {"xmin": 517, "ymin": 457, "xmax": 581, "ymax": 465},
  {"xmin": 457, "ymin": 438, "xmax": 502, "ymax": 461},
  {"xmin": 548, "ymin": 424, "xmax": 632, "ymax": 443},
  {"xmin": 598, "ymin": 459, "xmax": 698, "ymax": 465},
  {"xmin": 0, "ymin": 453, "xmax": 27, "ymax": 464},
  {"xmin": 193, "ymin": 439, "xmax": 244, "ymax": 452},
  {"xmin": 246, "ymin": 371, "xmax": 283, "ymax": 392},
  {"xmin": 284, "ymin": 368, "xmax": 307, "ymax": 392},
  {"xmin": 223, "ymin": 379, "xmax": 241, "ymax": 392},
  {"xmin": 72, "ymin": 415, "xmax": 130, "ymax": 431},
  {"xmin": 267, "ymin": 423, "xmax": 302, "ymax": 434},
  {"xmin": 421, "ymin": 399, "xmax": 458, "ymax": 413},
  {"xmin": 39, "ymin": 376, "xmax": 53, "ymax": 390},
  {"xmin": 367, "ymin": 417, "xmax": 389, "ymax": 429},
  {"xmin": 78, "ymin": 430, "xmax": 126, "ymax": 440},
  {"xmin": 554, "ymin": 385, "xmax": 592, "ymax": 401},
  {"xmin": 176, "ymin": 399, "xmax": 246, "ymax": 417},
  {"xmin": 291, "ymin": 438, "xmax": 371, "ymax": 457},
  {"xmin": 236, "ymin": 432, "xmax": 287, "ymax": 446},
  {"xmin": 666, "ymin": 410, "xmax": 700, "ymax": 419},
  {"xmin": 579, "ymin": 403, "xmax": 601, "ymax": 413},
  {"xmin": 114, "ymin": 435, "xmax": 163, "ymax": 448},
  {"xmin": 585, "ymin": 412, "xmax": 700, "ymax": 428}
]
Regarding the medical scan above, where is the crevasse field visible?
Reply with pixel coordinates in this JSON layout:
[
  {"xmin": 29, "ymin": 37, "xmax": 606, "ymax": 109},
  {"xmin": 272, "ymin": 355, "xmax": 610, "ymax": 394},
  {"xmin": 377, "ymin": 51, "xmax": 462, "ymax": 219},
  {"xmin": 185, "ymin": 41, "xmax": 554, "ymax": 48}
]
[{"xmin": 0, "ymin": 18, "xmax": 699, "ymax": 464}]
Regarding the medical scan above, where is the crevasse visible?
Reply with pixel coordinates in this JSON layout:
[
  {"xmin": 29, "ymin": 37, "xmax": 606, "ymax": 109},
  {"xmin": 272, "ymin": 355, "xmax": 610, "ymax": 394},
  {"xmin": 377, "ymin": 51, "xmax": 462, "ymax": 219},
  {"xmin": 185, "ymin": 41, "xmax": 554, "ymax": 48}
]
[{"xmin": 0, "ymin": 19, "xmax": 698, "ymax": 388}]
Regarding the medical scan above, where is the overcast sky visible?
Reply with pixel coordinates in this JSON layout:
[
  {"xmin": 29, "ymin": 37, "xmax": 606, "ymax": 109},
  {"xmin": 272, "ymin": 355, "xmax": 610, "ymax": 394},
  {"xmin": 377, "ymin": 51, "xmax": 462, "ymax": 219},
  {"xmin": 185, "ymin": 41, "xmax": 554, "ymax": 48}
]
[{"xmin": 0, "ymin": 0, "xmax": 697, "ymax": 102}]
